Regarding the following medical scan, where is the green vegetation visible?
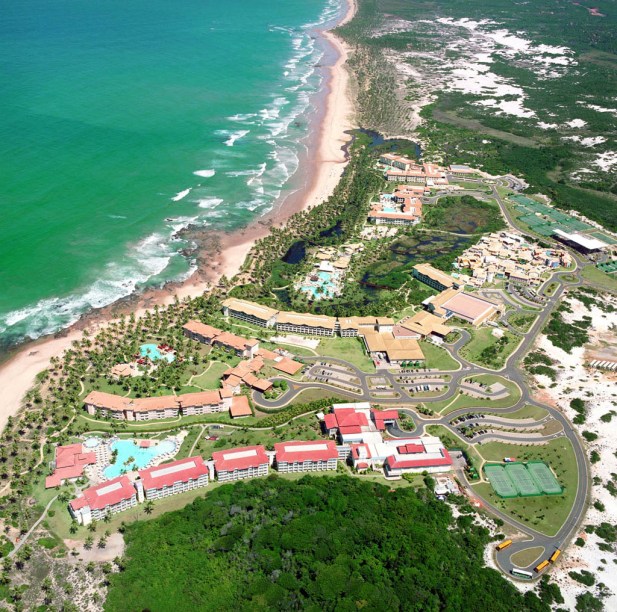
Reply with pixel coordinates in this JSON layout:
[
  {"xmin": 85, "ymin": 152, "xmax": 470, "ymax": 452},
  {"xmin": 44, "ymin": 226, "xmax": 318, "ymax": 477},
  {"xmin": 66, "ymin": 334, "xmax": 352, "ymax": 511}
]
[
  {"xmin": 459, "ymin": 328, "xmax": 519, "ymax": 369},
  {"xmin": 510, "ymin": 546, "xmax": 544, "ymax": 568},
  {"xmin": 545, "ymin": 306, "xmax": 591, "ymax": 352},
  {"xmin": 524, "ymin": 351, "xmax": 557, "ymax": 381},
  {"xmin": 581, "ymin": 265, "xmax": 617, "ymax": 293},
  {"xmin": 569, "ymin": 570, "xmax": 595, "ymax": 587},
  {"xmin": 508, "ymin": 312, "xmax": 537, "ymax": 334},
  {"xmin": 337, "ymin": 0, "xmax": 617, "ymax": 232},
  {"xmin": 316, "ymin": 336, "xmax": 375, "ymax": 372},
  {"xmin": 473, "ymin": 438, "xmax": 578, "ymax": 536},
  {"xmin": 423, "ymin": 195, "xmax": 506, "ymax": 235},
  {"xmin": 105, "ymin": 476, "xmax": 548, "ymax": 611},
  {"xmin": 570, "ymin": 398, "xmax": 587, "ymax": 425},
  {"xmin": 418, "ymin": 340, "xmax": 459, "ymax": 371}
]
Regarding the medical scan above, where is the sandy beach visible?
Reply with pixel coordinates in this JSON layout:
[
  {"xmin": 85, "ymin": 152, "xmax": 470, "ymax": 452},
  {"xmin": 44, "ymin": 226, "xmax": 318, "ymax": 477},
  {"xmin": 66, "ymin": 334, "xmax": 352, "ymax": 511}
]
[{"xmin": 0, "ymin": 0, "xmax": 357, "ymax": 435}]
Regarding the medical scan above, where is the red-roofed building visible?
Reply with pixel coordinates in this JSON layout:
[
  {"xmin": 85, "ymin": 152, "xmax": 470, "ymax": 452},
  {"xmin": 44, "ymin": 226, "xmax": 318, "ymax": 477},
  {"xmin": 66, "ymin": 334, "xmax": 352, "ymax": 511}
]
[
  {"xmin": 384, "ymin": 447, "xmax": 452, "ymax": 476},
  {"xmin": 229, "ymin": 395, "xmax": 253, "ymax": 419},
  {"xmin": 69, "ymin": 476, "xmax": 137, "ymax": 525},
  {"xmin": 136, "ymin": 456, "xmax": 208, "ymax": 501},
  {"xmin": 45, "ymin": 444, "xmax": 97, "ymax": 489},
  {"xmin": 370, "ymin": 409, "xmax": 399, "ymax": 431},
  {"xmin": 212, "ymin": 445, "xmax": 269, "ymax": 482},
  {"xmin": 273, "ymin": 358, "xmax": 303, "ymax": 376},
  {"xmin": 322, "ymin": 403, "xmax": 372, "ymax": 442},
  {"xmin": 274, "ymin": 440, "xmax": 338, "ymax": 473}
]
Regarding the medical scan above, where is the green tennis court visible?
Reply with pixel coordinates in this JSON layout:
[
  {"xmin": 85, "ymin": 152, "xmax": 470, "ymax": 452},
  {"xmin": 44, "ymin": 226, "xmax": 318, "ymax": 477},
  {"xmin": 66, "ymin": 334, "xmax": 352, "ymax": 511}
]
[
  {"xmin": 505, "ymin": 463, "xmax": 542, "ymax": 496},
  {"xmin": 484, "ymin": 464, "xmax": 518, "ymax": 498},
  {"xmin": 527, "ymin": 461, "xmax": 563, "ymax": 495},
  {"xmin": 589, "ymin": 231, "xmax": 617, "ymax": 245}
]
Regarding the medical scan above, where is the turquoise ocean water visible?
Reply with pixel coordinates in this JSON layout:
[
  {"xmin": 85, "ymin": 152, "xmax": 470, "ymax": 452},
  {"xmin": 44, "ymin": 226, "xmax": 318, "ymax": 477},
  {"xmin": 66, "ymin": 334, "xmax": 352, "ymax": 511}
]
[{"xmin": 0, "ymin": 0, "xmax": 340, "ymax": 351}]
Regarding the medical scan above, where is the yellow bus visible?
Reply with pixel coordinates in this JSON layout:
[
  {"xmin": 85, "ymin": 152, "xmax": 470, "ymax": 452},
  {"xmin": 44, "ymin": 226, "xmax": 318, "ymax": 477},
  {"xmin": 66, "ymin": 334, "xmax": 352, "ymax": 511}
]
[
  {"xmin": 496, "ymin": 540, "xmax": 513, "ymax": 551},
  {"xmin": 535, "ymin": 560, "xmax": 550, "ymax": 572},
  {"xmin": 549, "ymin": 549, "xmax": 561, "ymax": 563}
]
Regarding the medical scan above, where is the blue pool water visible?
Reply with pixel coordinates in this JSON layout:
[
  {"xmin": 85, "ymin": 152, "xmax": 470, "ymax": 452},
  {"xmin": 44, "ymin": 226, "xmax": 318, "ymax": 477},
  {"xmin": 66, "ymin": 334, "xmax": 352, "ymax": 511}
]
[
  {"xmin": 140, "ymin": 343, "xmax": 175, "ymax": 363},
  {"xmin": 104, "ymin": 439, "xmax": 177, "ymax": 479},
  {"xmin": 301, "ymin": 270, "xmax": 338, "ymax": 299}
]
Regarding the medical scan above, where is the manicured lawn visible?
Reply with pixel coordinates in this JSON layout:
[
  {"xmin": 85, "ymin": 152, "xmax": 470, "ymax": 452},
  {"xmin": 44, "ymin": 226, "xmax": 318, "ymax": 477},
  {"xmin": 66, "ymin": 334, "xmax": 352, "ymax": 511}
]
[
  {"xmin": 419, "ymin": 341, "xmax": 460, "ymax": 371},
  {"xmin": 581, "ymin": 265, "xmax": 617, "ymax": 293},
  {"xmin": 425, "ymin": 425, "xmax": 483, "ymax": 471},
  {"xmin": 488, "ymin": 405, "xmax": 549, "ymax": 420},
  {"xmin": 473, "ymin": 438, "xmax": 578, "ymax": 536},
  {"xmin": 459, "ymin": 327, "xmax": 520, "ymax": 369},
  {"xmin": 191, "ymin": 361, "xmax": 229, "ymax": 389},
  {"xmin": 510, "ymin": 546, "xmax": 545, "ymax": 568},
  {"xmin": 317, "ymin": 337, "xmax": 375, "ymax": 372}
]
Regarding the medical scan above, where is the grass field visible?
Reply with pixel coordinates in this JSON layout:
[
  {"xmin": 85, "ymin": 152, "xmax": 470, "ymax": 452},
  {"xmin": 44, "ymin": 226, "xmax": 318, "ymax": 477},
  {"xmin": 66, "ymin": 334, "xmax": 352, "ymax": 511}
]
[
  {"xmin": 581, "ymin": 265, "xmax": 617, "ymax": 293},
  {"xmin": 316, "ymin": 337, "xmax": 375, "ymax": 372},
  {"xmin": 510, "ymin": 546, "xmax": 545, "ymax": 568},
  {"xmin": 190, "ymin": 362, "xmax": 229, "ymax": 389},
  {"xmin": 419, "ymin": 341, "xmax": 460, "ymax": 371},
  {"xmin": 488, "ymin": 405, "xmax": 549, "ymax": 420},
  {"xmin": 508, "ymin": 312, "xmax": 538, "ymax": 333},
  {"xmin": 459, "ymin": 328, "xmax": 520, "ymax": 370},
  {"xmin": 472, "ymin": 438, "xmax": 578, "ymax": 536}
]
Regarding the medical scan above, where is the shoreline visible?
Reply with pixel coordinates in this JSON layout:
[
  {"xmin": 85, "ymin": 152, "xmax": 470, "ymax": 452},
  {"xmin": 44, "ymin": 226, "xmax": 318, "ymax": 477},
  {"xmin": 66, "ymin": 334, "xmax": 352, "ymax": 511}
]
[{"xmin": 0, "ymin": 0, "xmax": 357, "ymax": 435}]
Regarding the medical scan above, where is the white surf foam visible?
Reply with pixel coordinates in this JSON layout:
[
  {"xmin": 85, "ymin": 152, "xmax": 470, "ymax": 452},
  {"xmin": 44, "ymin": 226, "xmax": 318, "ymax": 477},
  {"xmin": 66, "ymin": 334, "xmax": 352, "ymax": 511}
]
[
  {"xmin": 197, "ymin": 197, "xmax": 224, "ymax": 209},
  {"xmin": 171, "ymin": 188, "xmax": 192, "ymax": 202},
  {"xmin": 193, "ymin": 169, "xmax": 216, "ymax": 178},
  {"xmin": 215, "ymin": 129, "xmax": 250, "ymax": 147}
]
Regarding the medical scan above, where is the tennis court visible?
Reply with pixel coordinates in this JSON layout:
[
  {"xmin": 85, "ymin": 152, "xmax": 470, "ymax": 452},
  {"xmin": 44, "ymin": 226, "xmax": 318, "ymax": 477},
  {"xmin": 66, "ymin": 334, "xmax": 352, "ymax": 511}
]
[
  {"xmin": 484, "ymin": 464, "xmax": 518, "ymax": 498},
  {"xmin": 598, "ymin": 261, "xmax": 617, "ymax": 274},
  {"xmin": 527, "ymin": 461, "xmax": 563, "ymax": 495},
  {"xmin": 589, "ymin": 231, "xmax": 617, "ymax": 245},
  {"xmin": 505, "ymin": 463, "xmax": 542, "ymax": 496},
  {"xmin": 510, "ymin": 195, "xmax": 593, "ymax": 236}
]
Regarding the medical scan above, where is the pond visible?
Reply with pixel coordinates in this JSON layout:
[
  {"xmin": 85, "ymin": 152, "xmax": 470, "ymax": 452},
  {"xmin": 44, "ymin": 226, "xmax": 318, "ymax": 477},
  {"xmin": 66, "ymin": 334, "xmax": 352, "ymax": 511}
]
[{"xmin": 282, "ymin": 240, "xmax": 306, "ymax": 265}]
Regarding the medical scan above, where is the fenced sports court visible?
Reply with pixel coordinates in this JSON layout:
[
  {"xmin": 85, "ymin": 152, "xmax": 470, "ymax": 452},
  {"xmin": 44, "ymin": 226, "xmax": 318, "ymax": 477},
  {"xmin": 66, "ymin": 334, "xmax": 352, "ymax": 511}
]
[
  {"xmin": 509, "ymin": 194, "xmax": 593, "ymax": 237},
  {"xmin": 484, "ymin": 461, "xmax": 562, "ymax": 498},
  {"xmin": 505, "ymin": 463, "xmax": 541, "ymax": 496},
  {"xmin": 526, "ymin": 461, "xmax": 563, "ymax": 495}
]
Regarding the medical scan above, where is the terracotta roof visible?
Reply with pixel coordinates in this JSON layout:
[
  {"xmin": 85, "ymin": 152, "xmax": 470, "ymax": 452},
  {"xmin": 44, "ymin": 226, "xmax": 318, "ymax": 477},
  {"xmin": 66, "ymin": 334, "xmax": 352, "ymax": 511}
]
[
  {"xmin": 274, "ymin": 440, "xmax": 338, "ymax": 463},
  {"xmin": 273, "ymin": 358, "xmax": 303, "ymax": 376},
  {"xmin": 386, "ymin": 448, "xmax": 452, "ymax": 470},
  {"xmin": 138, "ymin": 456, "xmax": 208, "ymax": 490},
  {"xmin": 214, "ymin": 331, "xmax": 258, "ymax": 352},
  {"xmin": 176, "ymin": 391, "xmax": 225, "ymax": 408},
  {"xmin": 229, "ymin": 395, "xmax": 252, "ymax": 418},
  {"xmin": 45, "ymin": 444, "xmax": 97, "ymax": 488},
  {"xmin": 84, "ymin": 391, "xmax": 131, "ymax": 412},
  {"xmin": 222, "ymin": 298, "xmax": 279, "ymax": 321},
  {"xmin": 183, "ymin": 320, "xmax": 222, "ymax": 338},
  {"xmin": 212, "ymin": 445, "xmax": 268, "ymax": 473},
  {"xmin": 70, "ymin": 476, "xmax": 136, "ymax": 512}
]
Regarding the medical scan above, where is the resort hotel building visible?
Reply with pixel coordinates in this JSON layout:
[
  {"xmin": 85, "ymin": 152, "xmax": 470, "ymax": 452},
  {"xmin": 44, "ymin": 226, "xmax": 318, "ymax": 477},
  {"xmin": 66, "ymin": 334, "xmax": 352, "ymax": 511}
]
[
  {"xmin": 84, "ymin": 389, "xmax": 233, "ymax": 422},
  {"xmin": 69, "ymin": 476, "xmax": 138, "ymax": 525},
  {"xmin": 212, "ymin": 445, "xmax": 270, "ymax": 482},
  {"xmin": 183, "ymin": 321, "xmax": 259, "ymax": 358},
  {"xmin": 135, "ymin": 456, "xmax": 209, "ymax": 502},
  {"xmin": 222, "ymin": 298, "xmax": 278, "ymax": 328},
  {"xmin": 273, "ymin": 440, "xmax": 338, "ymax": 473},
  {"xmin": 45, "ymin": 443, "xmax": 96, "ymax": 489}
]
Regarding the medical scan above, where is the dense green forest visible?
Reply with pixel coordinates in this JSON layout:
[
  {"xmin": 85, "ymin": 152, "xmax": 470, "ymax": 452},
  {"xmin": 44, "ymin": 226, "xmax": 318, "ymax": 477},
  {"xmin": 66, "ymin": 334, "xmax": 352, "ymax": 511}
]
[{"xmin": 105, "ymin": 476, "xmax": 549, "ymax": 612}]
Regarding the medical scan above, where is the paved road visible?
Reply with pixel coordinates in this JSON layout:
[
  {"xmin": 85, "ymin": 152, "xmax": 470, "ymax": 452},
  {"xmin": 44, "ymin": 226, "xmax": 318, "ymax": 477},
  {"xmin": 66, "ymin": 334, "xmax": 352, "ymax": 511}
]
[{"xmin": 251, "ymin": 175, "xmax": 592, "ymax": 579}]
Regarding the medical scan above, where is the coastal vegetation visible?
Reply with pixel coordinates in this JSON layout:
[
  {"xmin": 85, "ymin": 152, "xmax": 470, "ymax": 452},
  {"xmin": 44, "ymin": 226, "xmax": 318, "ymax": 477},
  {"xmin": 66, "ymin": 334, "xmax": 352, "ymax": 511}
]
[
  {"xmin": 337, "ymin": 0, "xmax": 617, "ymax": 231},
  {"xmin": 105, "ymin": 475, "xmax": 549, "ymax": 611}
]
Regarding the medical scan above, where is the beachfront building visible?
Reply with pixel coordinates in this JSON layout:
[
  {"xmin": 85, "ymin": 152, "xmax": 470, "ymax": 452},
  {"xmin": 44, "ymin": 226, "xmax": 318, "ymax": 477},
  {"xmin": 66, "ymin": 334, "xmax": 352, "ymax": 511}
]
[
  {"xmin": 45, "ymin": 443, "xmax": 97, "ymax": 489},
  {"xmin": 423, "ymin": 288, "xmax": 498, "ymax": 326},
  {"xmin": 412, "ymin": 263, "xmax": 460, "ymax": 292},
  {"xmin": 69, "ymin": 476, "xmax": 138, "ymax": 525},
  {"xmin": 368, "ymin": 188, "xmax": 423, "ymax": 226},
  {"xmin": 274, "ymin": 440, "xmax": 338, "ymax": 473},
  {"xmin": 212, "ymin": 445, "xmax": 269, "ymax": 482},
  {"xmin": 379, "ymin": 153, "xmax": 415, "ymax": 171},
  {"xmin": 84, "ymin": 389, "xmax": 231, "ymax": 422},
  {"xmin": 275, "ymin": 311, "xmax": 337, "ymax": 337},
  {"xmin": 183, "ymin": 321, "xmax": 260, "ymax": 358},
  {"xmin": 221, "ymin": 298, "xmax": 278, "ymax": 328},
  {"xmin": 136, "ymin": 456, "xmax": 209, "ymax": 502}
]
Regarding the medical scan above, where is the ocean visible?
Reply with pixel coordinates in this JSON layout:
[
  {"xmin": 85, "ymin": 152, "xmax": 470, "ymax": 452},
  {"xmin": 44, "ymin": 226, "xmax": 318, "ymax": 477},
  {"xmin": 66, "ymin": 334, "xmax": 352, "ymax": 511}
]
[{"xmin": 0, "ymin": 0, "xmax": 341, "ymax": 351}]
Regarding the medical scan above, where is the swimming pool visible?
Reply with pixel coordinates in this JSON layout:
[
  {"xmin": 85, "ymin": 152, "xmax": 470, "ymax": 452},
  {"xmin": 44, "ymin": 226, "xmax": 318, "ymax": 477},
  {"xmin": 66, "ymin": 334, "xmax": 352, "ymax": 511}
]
[
  {"xmin": 300, "ymin": 270, "xmax": 338, "ymax": 299},
  {"xmin": 103, "ymin": 439, "xmax": 177, "ymax": 479},
  {"xmin": 140, "ymin": 343, "xmax": 175, "ymax": 363}
]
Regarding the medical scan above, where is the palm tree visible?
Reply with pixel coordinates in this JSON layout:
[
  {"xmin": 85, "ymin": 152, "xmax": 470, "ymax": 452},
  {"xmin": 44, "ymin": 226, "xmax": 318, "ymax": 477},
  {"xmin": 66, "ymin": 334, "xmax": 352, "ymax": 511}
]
[{"xmin": 144, "ymin": 501, "xmax": 154, "ymax": 515}]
